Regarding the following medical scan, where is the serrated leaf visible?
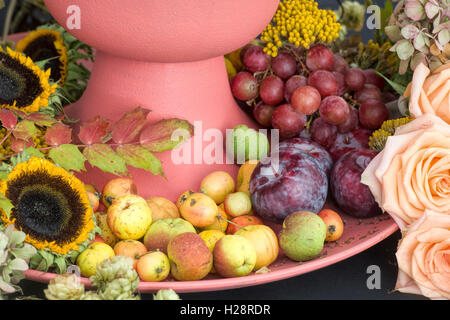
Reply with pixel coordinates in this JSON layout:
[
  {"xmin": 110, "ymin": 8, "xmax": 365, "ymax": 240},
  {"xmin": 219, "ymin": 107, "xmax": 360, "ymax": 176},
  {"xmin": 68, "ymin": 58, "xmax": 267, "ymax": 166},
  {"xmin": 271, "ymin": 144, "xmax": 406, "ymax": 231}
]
[
  {"xmin": 10, "ymin": 137, "xmax": 33, "ymax": 153},
  {"xmin": 78, "ymin": 116, "xmax": 111, "ymax": 145},
  {"xmin": 44, "ymin": 122, "xmax": 72, "ymax": 146},
  {"xmin": 0, "ymin": 194, "xmax": 14, "ymax": 219},
  {"xmin": 23, "ymin": 147, "xmax": 45, "ymax": 159},
  {"xmin": 54, "ymin": 257, "xmax": 67, "ymax": 274},
  {"xmin": 0, "ymin": 109, "xmax": 17, "ymax": 129},
  {"xmin": 111, "ymin": 107, "xmax": 151, "ymax": 144},
  {"xmin": 8, "ymin": 258, "xmax": 28, "ymax": 272},
  {"xmin": 12, "ymin": 120, "xmax": 38, "ymax": 140},
  {"xmin": 25, "ymin": 113, "xmax": 57, "ymax": 127},
  {"xmin": 116, "ymin": 144, "xmax": 164, "ymax": 176},
  {"xmin": 83, "ymin": 144, "xmax": 127, "ymax": 175},
  {"xmin": 140, "ymin": 119, "xmax": 194, "ymax": 152},
  {"xmin": 48, "ymin": 144, "xmax": 86, "ymax": 172}
]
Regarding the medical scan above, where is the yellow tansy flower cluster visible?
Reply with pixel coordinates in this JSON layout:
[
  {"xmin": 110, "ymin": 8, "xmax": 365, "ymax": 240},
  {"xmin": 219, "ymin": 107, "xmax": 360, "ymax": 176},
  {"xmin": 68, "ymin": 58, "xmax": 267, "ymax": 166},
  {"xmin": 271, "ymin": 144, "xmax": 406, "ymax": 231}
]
[
  {"xmin": 261, "ymin": 0, "xmax": 341, "ymax": 57},
  {"xmin": 369, "ymin": 117, "xmax": 413, "ymax": 152}
]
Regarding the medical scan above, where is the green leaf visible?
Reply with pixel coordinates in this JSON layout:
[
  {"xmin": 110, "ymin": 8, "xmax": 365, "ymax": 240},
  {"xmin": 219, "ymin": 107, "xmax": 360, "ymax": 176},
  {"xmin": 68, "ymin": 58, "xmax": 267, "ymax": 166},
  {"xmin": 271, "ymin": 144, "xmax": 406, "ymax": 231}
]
[
  {"xmin": 380, "ymin": 0, "xmax": 393, "ymax": 30},
  {"xmin": 116, "ymin": 144, "xmax": 164, "ymax": 177},
  {"xmin": 376, "ymin": 72, "xmax": 406, "ymax": 95},
  {"xmin": 12, "ymin": 120, "xmax": 38, "ymax": 140},
  {"xmin": 49, "ymin": 144, "xmax": 86, "ymax": 172},
  {"xmin": 0, "ymin": 194, "xmax": 14, "ymax": 219},
  {"xmin": 23, "ymin": 147, "xmax": 45, "ymax": 159},
  {"xmin": 140, "ymin": 119, "xmax": 194, "ymax": 152},
  {"xmin": 83, "ymin": 144, "xmax": 127, "ymax": 175},
  {"xmin": 11, "ymin": 245, "xmax": 37, "ymax": 261},
  {"xmin": 54, "ymin": 257, "xmax": 67, "ymax": 274}
]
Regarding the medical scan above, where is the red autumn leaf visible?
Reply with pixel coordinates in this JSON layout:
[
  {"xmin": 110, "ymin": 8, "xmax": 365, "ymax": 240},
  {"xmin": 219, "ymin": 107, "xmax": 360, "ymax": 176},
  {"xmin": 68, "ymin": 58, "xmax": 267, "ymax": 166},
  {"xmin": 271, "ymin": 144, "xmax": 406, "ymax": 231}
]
[
  {"xmin": 111, "ymin": 107, "xmax": 151, "ymax": 144},
  {"xmin": 44, "ymin": 122, "xmax": 73, "ymax": 146},
  {"xmin": 140, "ymin": 119, "xmax": 194, "ymax": 152},
  {"xmin": 26, "ymin": 113, "xmax": 58, "ymax": 127},
  {"xmin": 12, "ymin": 120, "xmax": 38, "ymax": 140},
  {"xmin": 10, "ymin": 137, "xmax": 33, "ymax": 153},
  {"xmin": 78, "ymin": 116, "xmax": 111, "ymax": 145},
  {"xmin": 0, "ymin": 109, "xmax": 17, "ymax": 129}
]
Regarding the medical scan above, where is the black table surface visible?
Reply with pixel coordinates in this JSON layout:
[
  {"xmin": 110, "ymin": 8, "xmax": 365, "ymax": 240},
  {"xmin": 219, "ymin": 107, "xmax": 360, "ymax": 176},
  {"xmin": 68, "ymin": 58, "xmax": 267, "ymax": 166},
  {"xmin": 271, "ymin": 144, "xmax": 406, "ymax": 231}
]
[{"xmin": 3, "ymin": 0, "xmax": 426, "ymax": 300}]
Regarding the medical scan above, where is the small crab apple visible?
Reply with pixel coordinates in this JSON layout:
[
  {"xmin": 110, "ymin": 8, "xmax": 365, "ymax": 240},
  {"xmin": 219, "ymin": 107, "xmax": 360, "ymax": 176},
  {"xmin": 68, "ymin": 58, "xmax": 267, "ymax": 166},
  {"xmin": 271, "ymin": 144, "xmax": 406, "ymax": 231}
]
[
  {"xmin": 102, "ymin": 177, "xmax": 137, "ymax": 208},
  {"xmin": 318, "ymin": 209, "xmax": 344, "ymax": 242}
]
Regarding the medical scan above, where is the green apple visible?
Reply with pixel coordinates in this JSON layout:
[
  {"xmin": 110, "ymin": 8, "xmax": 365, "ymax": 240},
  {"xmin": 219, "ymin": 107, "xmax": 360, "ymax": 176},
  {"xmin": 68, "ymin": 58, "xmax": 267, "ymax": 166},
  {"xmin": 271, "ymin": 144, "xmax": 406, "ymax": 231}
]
[
  {"xmin": 213, "ymin": 234, "xmax": 256, "ymax": 277},
  {"xmin": 278, "ymin": 211, "xmax": 327, "ymax": 262},
  {"xmin": 226, "ymin": 125, "xmax": 269, "ymax": 163},
  {"xmin": 143, "ymin": 218, "xmax": 196, "ymax": 254}
]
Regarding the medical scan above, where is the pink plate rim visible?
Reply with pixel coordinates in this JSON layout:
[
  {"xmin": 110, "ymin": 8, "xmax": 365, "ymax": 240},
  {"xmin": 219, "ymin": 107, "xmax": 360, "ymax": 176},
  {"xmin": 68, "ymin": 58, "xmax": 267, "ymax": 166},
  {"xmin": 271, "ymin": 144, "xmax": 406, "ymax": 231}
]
[{"xmin": 24, "ymin": 220, "xmax": 398, "ymax": 293}]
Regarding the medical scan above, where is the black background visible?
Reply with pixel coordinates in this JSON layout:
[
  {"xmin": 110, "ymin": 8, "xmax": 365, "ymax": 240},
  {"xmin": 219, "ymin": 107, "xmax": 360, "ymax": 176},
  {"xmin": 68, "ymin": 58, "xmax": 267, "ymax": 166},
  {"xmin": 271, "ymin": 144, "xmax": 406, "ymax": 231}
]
[{"xmin": 1, "ymin": 0, "xmax": 425, "ymax": 300}]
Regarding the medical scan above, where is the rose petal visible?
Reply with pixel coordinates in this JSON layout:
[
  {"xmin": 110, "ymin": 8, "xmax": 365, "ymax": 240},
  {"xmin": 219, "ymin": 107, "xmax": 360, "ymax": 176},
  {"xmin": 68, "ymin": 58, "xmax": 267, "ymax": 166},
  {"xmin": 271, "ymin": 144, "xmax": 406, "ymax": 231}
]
[{"xmin": 409, "ymin": 63, "xmax": 431, "ymax": 118}]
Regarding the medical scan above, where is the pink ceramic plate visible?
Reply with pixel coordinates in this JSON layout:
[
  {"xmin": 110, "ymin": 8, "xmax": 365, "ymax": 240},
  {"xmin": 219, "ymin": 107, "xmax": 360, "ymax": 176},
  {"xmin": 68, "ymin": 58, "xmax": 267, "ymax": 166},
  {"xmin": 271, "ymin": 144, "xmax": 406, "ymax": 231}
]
[{"xmin": 24, "ymin": 202, "xmax": 398, "ymax": 293}]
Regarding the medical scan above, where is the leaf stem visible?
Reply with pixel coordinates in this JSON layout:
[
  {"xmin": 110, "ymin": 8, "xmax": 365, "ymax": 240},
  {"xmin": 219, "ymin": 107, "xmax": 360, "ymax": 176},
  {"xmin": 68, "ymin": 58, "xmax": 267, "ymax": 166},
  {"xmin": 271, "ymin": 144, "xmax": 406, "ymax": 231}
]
[
  {"xmin": 1, "ymin": 0, "xmax": 17, "ymax": 44},
  {"xmin": 0, "ymin": 129, "xmax": 12, "ymax": 146}
]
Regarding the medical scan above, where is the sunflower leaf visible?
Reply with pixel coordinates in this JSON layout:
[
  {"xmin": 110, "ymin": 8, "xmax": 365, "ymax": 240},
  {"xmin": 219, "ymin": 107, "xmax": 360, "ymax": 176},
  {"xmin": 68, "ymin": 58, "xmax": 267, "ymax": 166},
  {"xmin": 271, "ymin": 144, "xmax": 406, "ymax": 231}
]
[
  {"xmin": 116, "ymin": 144, "xmax": 164, "ymax": 177},
  {"xmin": 12, "ymin": 120, "xmax": 38, "ymax": 141},
  {"xmin": 78, "ymin": 116, "xmax": 111, "ymax": 145},
  {"xmin": 53, "ymin": 257, "xmax": 67, "ymax": 274},
  {"xmin": 49, "ymin": 144, "xmax": 86, "ymax": 172},
  {"xmin": 111, "ymin": 107, "xmax": 151, "ymax": 144},
  {"xmin": 0, "ymin": 194, "xmax": 14, "ymax": 220},
  {"xmin": 140, "ymin": 119, "xmax": 194, "ymax": 152},
  {"xmin": 83, "ymin": 144, "xmax": 127, "ymax": 175}
]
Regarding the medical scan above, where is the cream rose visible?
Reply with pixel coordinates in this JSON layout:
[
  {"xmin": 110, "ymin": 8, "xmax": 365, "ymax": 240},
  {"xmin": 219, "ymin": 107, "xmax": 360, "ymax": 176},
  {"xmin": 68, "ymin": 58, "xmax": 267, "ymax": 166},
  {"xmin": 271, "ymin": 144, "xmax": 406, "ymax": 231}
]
[
  {"xmin": 395, "ymin": 210, "xmax": 450, "ymax": 300},
  {"xmin": 362, "ymin": 114, "xmax": 450, "ymax": 230},
  {"xmin": 405, "ymin": 62, "xmax": 450, "ymax": 124}
]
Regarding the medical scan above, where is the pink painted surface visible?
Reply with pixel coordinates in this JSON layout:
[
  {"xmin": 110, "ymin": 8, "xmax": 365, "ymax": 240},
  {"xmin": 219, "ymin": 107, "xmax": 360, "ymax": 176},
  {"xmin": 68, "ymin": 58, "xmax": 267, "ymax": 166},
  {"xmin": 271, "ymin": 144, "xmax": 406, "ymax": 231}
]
[
  {"xmin": 24, "ymin": 202, "xmax": 398, "ymax": 293},
  {"xmin": 41, "ymin": 0, "xmax": 280, "ymax": 200}
]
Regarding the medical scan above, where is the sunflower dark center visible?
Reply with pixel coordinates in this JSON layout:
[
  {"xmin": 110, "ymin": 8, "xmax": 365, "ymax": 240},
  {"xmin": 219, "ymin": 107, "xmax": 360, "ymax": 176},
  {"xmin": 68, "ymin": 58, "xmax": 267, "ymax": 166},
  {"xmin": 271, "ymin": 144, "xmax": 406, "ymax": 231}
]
[
  {"xmin": 22, "ymin": 34, "xmax": 63, "ymax": 82},
  {"xmin": 17, "ymin": 184, "xmax": 71, "ymax": 236},
  {"xmin": 0, "ymin": 52, "xmax": 43, "ymax": 108},
  {"xmin": 6, "ymin": 168, "xmax": 88, "ymax": 245}
]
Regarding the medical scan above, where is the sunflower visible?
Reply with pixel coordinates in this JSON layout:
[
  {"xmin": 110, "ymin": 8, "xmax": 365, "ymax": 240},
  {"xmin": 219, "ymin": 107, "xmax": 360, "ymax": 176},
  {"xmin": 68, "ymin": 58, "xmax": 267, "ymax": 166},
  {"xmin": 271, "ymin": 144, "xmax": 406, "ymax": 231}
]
[
  {"xmin": 0, "ymin": 157, "xmax": 95, "ymax": 256},
  {"xmin": 15, "ymin": 29, "xmax": 69, "ymax": 85},
  {"xmin": 0, "ymin": 47, "xmax": 57, "ymax": 114}
]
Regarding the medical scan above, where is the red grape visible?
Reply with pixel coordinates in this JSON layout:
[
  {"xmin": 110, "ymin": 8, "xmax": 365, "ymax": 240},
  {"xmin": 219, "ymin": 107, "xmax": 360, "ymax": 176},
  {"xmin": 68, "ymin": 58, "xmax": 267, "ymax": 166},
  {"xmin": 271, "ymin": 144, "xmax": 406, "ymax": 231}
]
[
  {"xmin": 319, "ymin": 95, "xmax": 350, "ymax": 125},
  {"xmin": 311, "ymin": 117, "xmax": 338, "ymax": 148},
  {"xmin": 359, "ymin": 100, "xmax": 389, "ymax": 129},
  {"xmin": 272, "ymin": 51, "xmax": 297, "ymax": 80},
  {"xmin": 230, "ymin": 72, "xmax": 258, "ymax": 101},
  {"xmin": 333, "ymin": 71, "xmax": 347, "ymax": 96},
  {"xmin": 333, "ymin": 55, "xmax": 349, "ymax": 74},
  {"xmin": 337, "ymin": 107, "xmax": 359, "ymax": 133},
  {"xmin": 383, "ymin": 92, "xmax": 397, "ymax": 103},
  {"xmin": 284, "ymin": 75, "xmax": 308, "ymax": 102},
  {"xmin": 271, "ymin": 104, "xmax": 306, "ymax": 140},
  {"xmin": 253, "ymin": 102, "xmax": 276, "ymax": 127},
  {"xmin": 306, "ymin": 44, "xmax": 334, "ymax": 71},
  {"xmin": 308, "ymin": 70, "xmax": 339, "ymax": 98},
  {"xmin": 259, "ymin": 75, "xmax": 285, "ymax": 105},
  {"xmin": 364, "ymin": 69, "xmax": 386, "ymax": 91},
  {"xmin": 243, "ymin": 45, "xmax": 271, "ymax": 73},
  {"xmin": 354, "ymin": 84, "xmax": 383, "ymax": 103},
  {"xmin": 345, "ymin": 68, "xmax": 366, "ymax": 91},
  {"xmin": 290, "ymin": 85, "xmax": 321, "ymax": 115}
]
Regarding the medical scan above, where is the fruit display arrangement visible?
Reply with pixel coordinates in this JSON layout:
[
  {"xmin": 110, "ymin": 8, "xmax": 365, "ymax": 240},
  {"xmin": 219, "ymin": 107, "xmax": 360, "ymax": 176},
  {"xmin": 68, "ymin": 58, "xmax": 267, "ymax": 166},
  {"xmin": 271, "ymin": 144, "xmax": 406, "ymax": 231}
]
[
  {"xmin": 79, "ymin": 166, "xmax": 345, "ymax": 284},
  {"xmin": 1, "ymin": 0, "xmax": 449, "ymax": 301}
]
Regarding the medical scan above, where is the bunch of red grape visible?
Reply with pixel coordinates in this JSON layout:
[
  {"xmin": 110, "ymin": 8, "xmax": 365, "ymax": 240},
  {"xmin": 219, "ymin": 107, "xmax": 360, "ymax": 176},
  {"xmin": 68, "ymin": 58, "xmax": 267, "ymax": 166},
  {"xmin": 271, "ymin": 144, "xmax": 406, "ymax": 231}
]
[{"xmin": 230, "ymin": 43, "xmax": 396, "ymax": 148}]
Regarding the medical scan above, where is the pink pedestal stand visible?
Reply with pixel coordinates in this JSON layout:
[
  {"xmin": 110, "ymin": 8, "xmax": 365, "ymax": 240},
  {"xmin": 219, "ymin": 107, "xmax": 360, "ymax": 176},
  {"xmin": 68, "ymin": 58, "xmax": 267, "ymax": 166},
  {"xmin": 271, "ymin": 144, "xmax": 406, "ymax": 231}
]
[{"xmin": 43, "ymin": 0, "xmax": 280, "ymax": 200}]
